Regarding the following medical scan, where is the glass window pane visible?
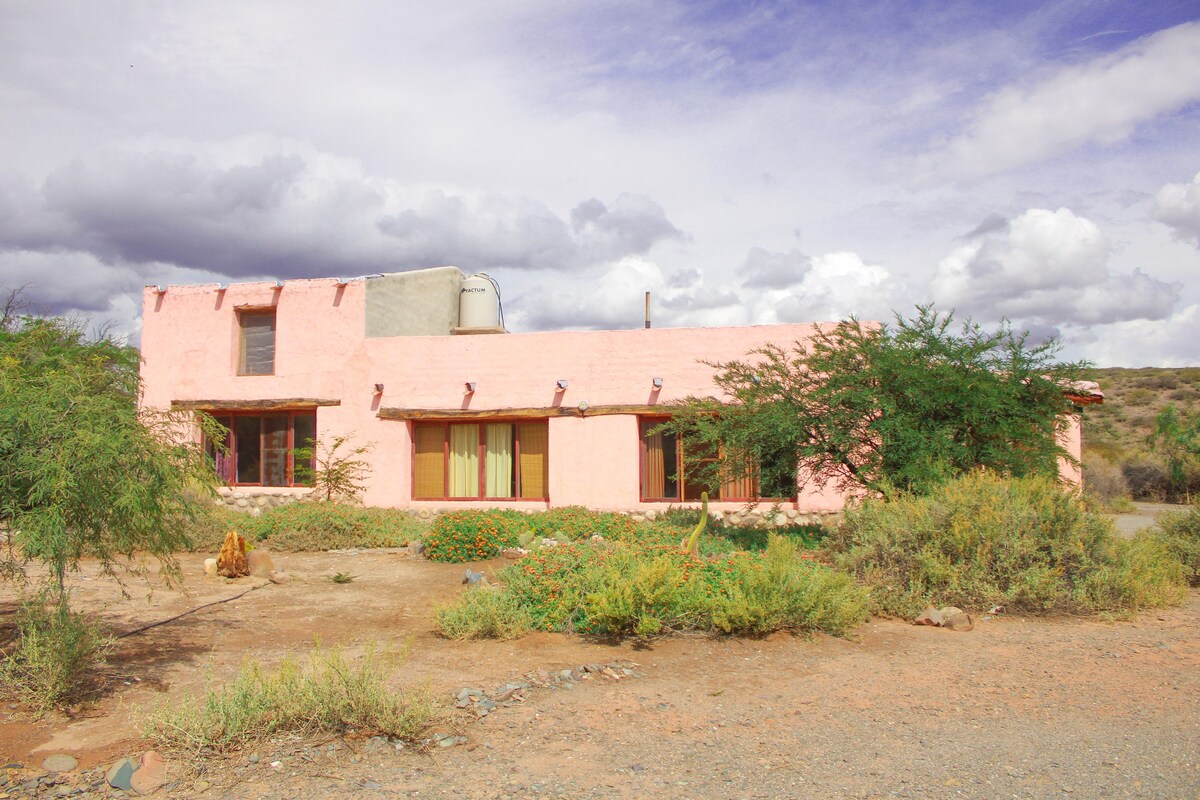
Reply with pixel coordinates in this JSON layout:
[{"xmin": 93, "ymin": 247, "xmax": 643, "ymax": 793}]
[
  {"xmin": 292, "ymin": 414, "xmax": 316, "ymax": 486},
  {"xmin": 239, "ymin": 311, "xmax": 276, "ymax": 375},
  {"xmin": 205, "ymin": 415, "xmax": 234, "ymax": 482},
  {"xmin": 448, "ymin": 424, "xmax": 480, "ymax": 498},
  {"xmin": 516, "ymin": 422, "xmax": 548, "ymax": 499},
  {"xmin": 413, "ymin": 425, "xmax": 446, "ymax": 499},
  {"xmin": 234, "ymin": 416, "xmax": 262, "ymax": 483},
  {"xmin": 261, "ymin": 415, "xmax": 288, "ymax": 487},
  {"xmin": 484, "ymin": 424, "xmax": 514, "ymax": 498},
  {"xmin": 640, "ymin": 419, "xmax": 679, "ymax": 500}
]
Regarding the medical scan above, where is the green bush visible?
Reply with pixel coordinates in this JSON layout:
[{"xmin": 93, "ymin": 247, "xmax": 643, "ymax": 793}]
[
  {"xmin": 524, "ymin": 506, "xmax": 640, "ymax": 541},
  {"xmin": 435, "ymin": 536, "xmax": 868, "ymax": 639},
  {"xmin": 826, "ymin": 471, "xmax": 1188, "ymax": 617},
  {"xmin": 0, "ymin": 593, "xmax": 113, "ymax": 715},
  {"xmin": 434, "ymin": 587, "xmax": 534, "ymax": 640},
  {"xmin": 182, "ymin": 503, "xmax": 426, "ymax": 553},
  {"xmin": 1072, "ymin": 534, "xmax": 1187, "ymax": 612},
  {"xmin": 144, "ymin": 643, "xmax": 443, "ymax": 752},
  {"xmin": 1151, "ymin": 504, "xmax": 1200, "ymax": 584},
  {"xmin": 423, "ymin": 510, "xmax": 528, "ymax": 562}
]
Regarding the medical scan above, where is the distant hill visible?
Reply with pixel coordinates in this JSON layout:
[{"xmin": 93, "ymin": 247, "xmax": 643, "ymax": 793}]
[{"xmin": 1082, "ymin": 367, "xmax": 1200, "ymax": 500}]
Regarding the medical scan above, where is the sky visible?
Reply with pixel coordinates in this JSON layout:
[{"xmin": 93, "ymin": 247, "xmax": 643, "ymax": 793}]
[{"xmin": 1, "ymin": 0, "xmax": 1198, "ymax": 366}]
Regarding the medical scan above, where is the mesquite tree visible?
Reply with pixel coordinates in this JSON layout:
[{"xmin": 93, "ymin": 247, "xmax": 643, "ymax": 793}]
[
  {"xmin": 666, "ymin": 305, "xmax": 1089, "ymax": 499},
  {"xmin": 0, "ymin": 297, "xmax": 220, "ymax": 596}
]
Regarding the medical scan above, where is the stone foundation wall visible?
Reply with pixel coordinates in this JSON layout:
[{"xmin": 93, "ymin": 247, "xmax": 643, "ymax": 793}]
[
  {"xmin": 213, "ymin": 495, "xmax": 843, "ymax": 528},
  {"xmin": 215, "ymin": 488, "xmax": 313, "ymax": 514},
  {"xmin": 623, "ymin": 508, "xmax": 842, "ymax": 528}
]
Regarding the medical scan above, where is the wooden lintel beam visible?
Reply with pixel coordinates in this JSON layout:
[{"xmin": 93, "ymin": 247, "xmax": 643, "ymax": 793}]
[
  {"xmin": 171, "ymin": 398, "xmax": 342, "ymax": 411},
  {"xmin": 378, "ymin": 403, "xmax": 666, "ymax": 421}
]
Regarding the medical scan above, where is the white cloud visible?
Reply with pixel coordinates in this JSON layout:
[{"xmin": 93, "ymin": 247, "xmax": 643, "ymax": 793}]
[
  {"xmin": 920, "ymin": 21, "xmax": 1200, "ymax": 181},
  {"xmin": 753, "ymin": 250, "xmax": 894, "ymax": 323},
  {"xmin": 1073, "ymin": 304, "xmax": 1200, "ymax": 367},
  {"xmin": 1154, "ymin": 170, "xmax": 1200, "ymax": 245},
  {"xmin": 932, "ymin": 207, "xmax": 1179, "ymax": 325}
]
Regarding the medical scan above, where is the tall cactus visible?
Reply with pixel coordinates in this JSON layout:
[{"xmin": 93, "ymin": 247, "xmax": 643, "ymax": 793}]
[{"xmin": 681, "ymin": 492, "xmax": 708, "ymax": 555}]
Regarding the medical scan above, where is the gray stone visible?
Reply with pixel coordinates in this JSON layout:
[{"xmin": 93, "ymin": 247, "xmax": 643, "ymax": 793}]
[
  {"xmin": 106, "ymin": 757, "xmax": 136, "ymax": 791},
  {"xmin": 268, "ymin": 570, "xmax": 290, "ymax": 584},
  {"xmin": 41, "ymin": 754, "xmax": 78, "ymax": 772},
  {"xmin": 408, "ymin": 541, "xmax": 426, "ymax": 557},
  {"xmin": 462, "ymin": 569, "xmax": 485, "ymax": 586}
]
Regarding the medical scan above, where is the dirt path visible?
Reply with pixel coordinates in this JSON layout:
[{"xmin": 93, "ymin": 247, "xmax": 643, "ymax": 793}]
[
  {"xmin": 2, "ymin": 552, "xmax": 1198, "ymax": 799},
  {"xmin": 1108, "ymin": 501, "xmax": 1188, "ymax": 539}
]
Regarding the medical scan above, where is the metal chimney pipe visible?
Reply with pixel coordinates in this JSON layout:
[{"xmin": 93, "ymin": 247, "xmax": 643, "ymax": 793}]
[{"xmin": 644, "ymin": 291, "xmax": 651, "ymax": 329}]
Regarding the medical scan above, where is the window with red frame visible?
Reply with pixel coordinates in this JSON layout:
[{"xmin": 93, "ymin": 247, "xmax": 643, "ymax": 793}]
[
  {"xmin": 412, "ymin": 421, "xmax": 548, "ymax": 500},
  {"xmin": 237, "ymin": 309, "xmax": 276, "ymax": 376},
  {"xmin": 203, "ymin": 411, "xmax": 315, "ymax": 487},
  {"xmin": 639, "ymin": 417, "xmax": 795, "ymax": 502}
]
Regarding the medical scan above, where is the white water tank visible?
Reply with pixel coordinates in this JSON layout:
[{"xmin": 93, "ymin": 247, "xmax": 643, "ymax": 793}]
[{"xmin": 459, "ymin": 273, "xmax": 502, "ymax": 328}]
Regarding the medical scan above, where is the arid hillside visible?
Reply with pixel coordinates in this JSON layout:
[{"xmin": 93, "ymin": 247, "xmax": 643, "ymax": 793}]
[{"xmin": 1083, "ymin": 367, "xmax": 1200, "ymax": 501}]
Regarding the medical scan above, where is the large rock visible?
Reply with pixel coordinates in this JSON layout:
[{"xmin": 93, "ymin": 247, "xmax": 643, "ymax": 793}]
[
  {"xmin": 913, "ymin": 606, "xmax": 944, "ymax": 626},
  {"xmin": 40, "ymin": 754, "xmax": 77, "ymax": 772},
  {"xmin": 941, "ymin": 607, "xmax": 975, "ymax": 631},
  {"xmin": 203, "ymin": 558, "xmax": 218, "ymax": 576},
  {"xmin": 247, "ymin": 549, "xmax": 275, "ymax": 579},
  {"xmin": 130, "ymin": 750, "xmax": 166, "ymax": 796},
  {"xmin": 106, "ymin": 756, "xmax": 137, "ymax": 791},
  {"xmin": 217, "ymin": 531, "xmax": 249, "ymax": 578}
]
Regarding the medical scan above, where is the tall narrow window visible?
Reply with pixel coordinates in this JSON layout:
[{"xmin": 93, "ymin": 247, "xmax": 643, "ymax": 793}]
[
  {"xmin": 412, "ymin": 421, "xmax": 549, "ymax": 500},
  {"xmin": 238, "ymin": 309, "xmax": 276, "ymax": 375}
]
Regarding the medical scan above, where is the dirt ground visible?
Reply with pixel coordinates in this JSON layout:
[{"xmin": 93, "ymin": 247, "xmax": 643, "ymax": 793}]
[{"xmin": 2, "ymin": 549, "xmax": 1198, "ymax": 800}]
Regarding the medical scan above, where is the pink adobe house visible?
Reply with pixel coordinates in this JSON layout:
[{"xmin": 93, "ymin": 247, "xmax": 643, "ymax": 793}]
[{"xmin": 139, "ymin": 267, "xmax": 1093, "ymax": 521}]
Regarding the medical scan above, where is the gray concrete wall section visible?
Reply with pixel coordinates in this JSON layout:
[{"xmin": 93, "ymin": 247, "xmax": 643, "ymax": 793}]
[{"xmin": 364, "ymin": 267, "xmax": 465, "ymax": 337}]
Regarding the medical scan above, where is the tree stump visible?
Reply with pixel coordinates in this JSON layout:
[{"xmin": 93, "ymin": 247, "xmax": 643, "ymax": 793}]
[{"xmin": 217, "ymin": 530, "xmax": 249, "ymax": 578}]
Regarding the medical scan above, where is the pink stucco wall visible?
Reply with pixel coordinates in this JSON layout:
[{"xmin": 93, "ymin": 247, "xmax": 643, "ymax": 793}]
[{"xmin": 140, "ymin": 275, "xmax": 1086, "ymax": 512}]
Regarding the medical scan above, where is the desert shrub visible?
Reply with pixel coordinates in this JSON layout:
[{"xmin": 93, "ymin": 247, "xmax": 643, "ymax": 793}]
[
  {"xmin": 180, "ymin": 505, "xmax": 245, "ymax": 553},
  {"xmin": 1151, "ymin": 504, "xmax": 1200, "ymax": 584},
  {"xmin": 436, "ymin": 536, "xmax": 868, "ymax": 639},
  {"xmin": 825, "ymin": 472, "xmax": 1187, "ymax": 617},
  {"xmin": 1071, "ymin": 534, "xmax": 1187, "ymax": 612},
  {"xmin": 647, "ymin": 510, "xmax": 826, "ymax": 555},
  {"xmin": 145, "ymin": 643, "xmax": 442, "ymax": 752},
  {"xmin": 1082, "ymin": 455, "xmax": 1131, "ymax": 508},
  {"xmin": 1122, "ymin": 460, "xmax": 1171, "ymax": 501},
  {"xmin": 0, "ymin": 593, "xmax": 113, "ymax": 715},
  {"xmin": 248, "ymin": 504, "xmax": 424, "ymax": 551},
  {"xmin": 434, "ymin": 587, "xmax": 534, "ymax": 640},
  {"xmin": 1137, "ymin": 374, "xmax": 1179, "ymax": 391},
  {"xmin": 182, "ymin": 504, "xmax": 426, "ymax": 553},
  {"xmin": 712, "ymin": 523, "xmax": 826, "ymax": 553},
  {"xmin": 524, "ymin": 506, "xmax": 640, "ymax": 541},
  {"xmin": 1124, "ymin": 387, "xmax": 1154, "ymax": 406},
  {"xmin": 423, "ymin": 510, "xmax": 528, "ymax": 562}
]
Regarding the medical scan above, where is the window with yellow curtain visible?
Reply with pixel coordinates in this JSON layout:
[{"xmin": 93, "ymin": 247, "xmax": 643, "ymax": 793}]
[
  {"xmin": 411, "ymin": 420, "xmax": 549, "ymax": 500},
  {"xmin": 448, "ymin": 424, "xmax": 479, "ymax": 497}
]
